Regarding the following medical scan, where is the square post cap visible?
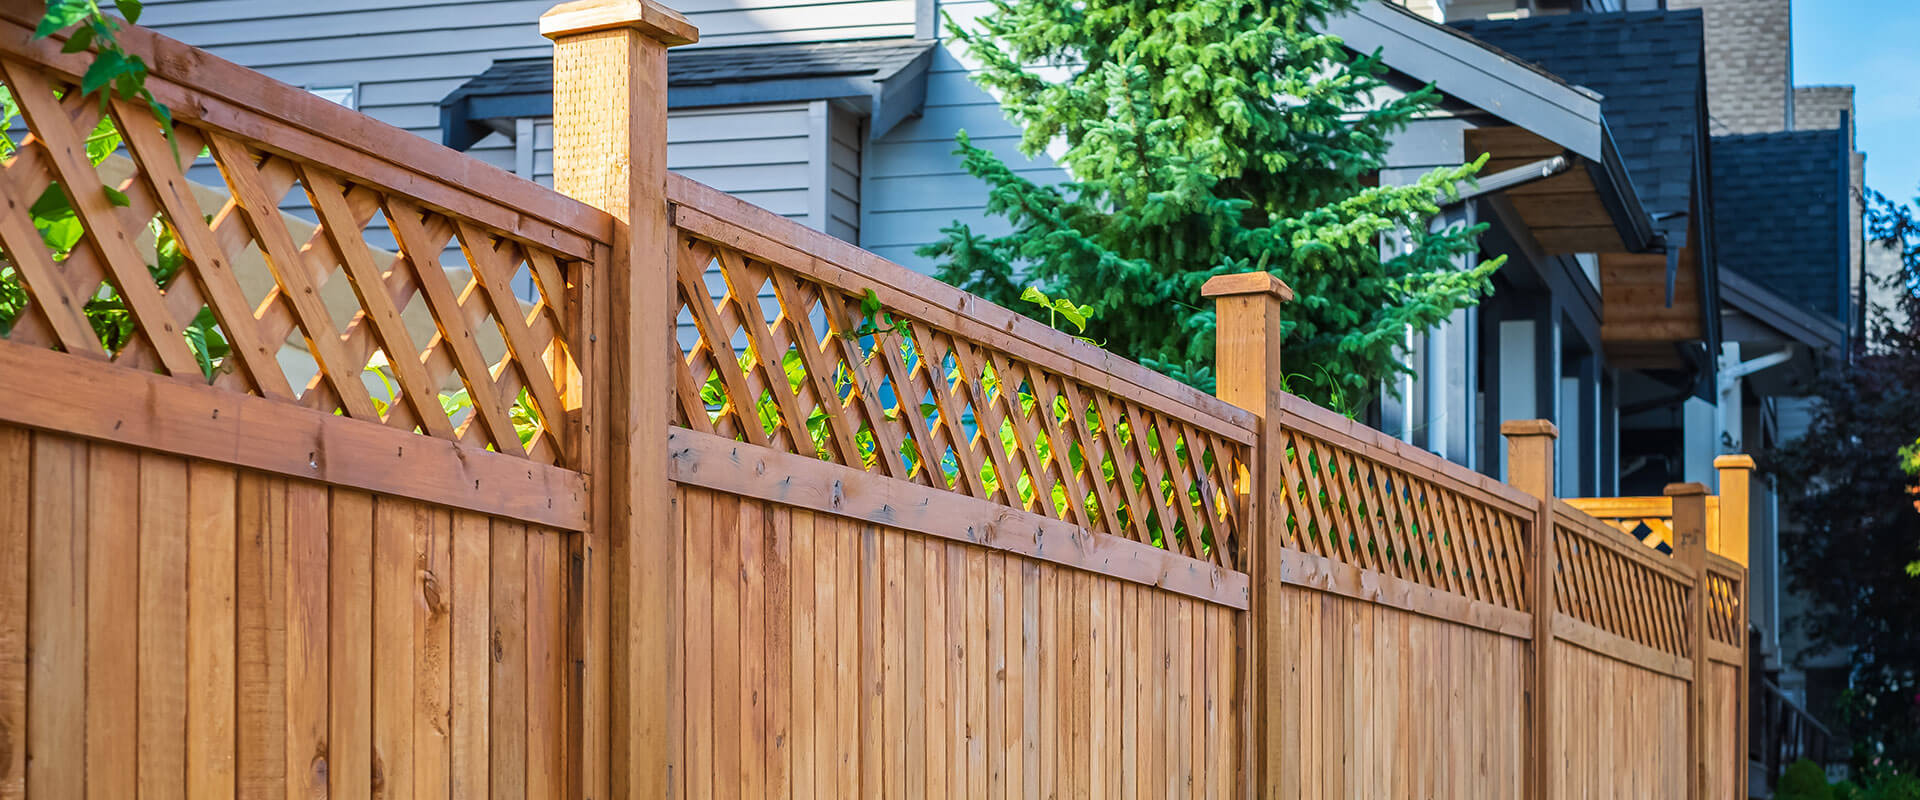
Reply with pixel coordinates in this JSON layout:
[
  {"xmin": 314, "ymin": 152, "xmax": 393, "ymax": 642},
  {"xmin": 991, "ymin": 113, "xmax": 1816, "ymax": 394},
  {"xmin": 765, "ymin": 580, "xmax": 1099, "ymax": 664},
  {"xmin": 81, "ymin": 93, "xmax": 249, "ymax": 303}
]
[
  {"xmin": 1201, "ymin": 272, "xmax": 1294, "ymax": 302},
  {"xmin": 1662, "ymin": 482, "xmax": 1709, "ymax": 497},
  {"xmin": 1498, "ymin": 419, "xmax": 1558, "ymax": 439},
  {"xmin": 541, "ymin": 0, "xmax": 699, "ymax": 45},
  {"xmin": 1713, "ymin": 454, "xmax": 1757, "ymax": 471}
]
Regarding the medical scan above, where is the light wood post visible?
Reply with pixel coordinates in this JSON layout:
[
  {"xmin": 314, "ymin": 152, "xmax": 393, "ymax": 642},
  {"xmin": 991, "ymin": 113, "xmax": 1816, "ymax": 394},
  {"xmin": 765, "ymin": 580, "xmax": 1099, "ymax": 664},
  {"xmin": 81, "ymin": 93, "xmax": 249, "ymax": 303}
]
[
  {"xmin": 1714, "ymin": 455, "xmax": 1753, "ymax": 568},
  {"xmin": 1501, "ymin": 419, "xmax": 1557, "ymax": 800},
  {"xmin": 1668, "ymin": 481, "xmax": 1711, "ymax": 800},
  {"xmin": 1201, "ymin": 271, "xmax": 1293, "ymax": 798},
  {"xmin": 1714, "ymin": 454, "xmax": 1754, "ymax": 799},
  {"xmin": 542, "ymin": 2, "xmax": 698, "ymax": 797}
]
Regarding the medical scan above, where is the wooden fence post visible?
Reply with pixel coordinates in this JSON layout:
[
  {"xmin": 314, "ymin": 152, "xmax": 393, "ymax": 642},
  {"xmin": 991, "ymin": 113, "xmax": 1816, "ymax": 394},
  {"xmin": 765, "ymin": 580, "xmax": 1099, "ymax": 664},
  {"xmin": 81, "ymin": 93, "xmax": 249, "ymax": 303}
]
[
  {"xmin": 1714, "ymin": 455, "xmax": 1753, "ymax": 568},
  {"xmin": 541, "ymin": 2, "xmax": 698, "ymax": 797},
  {"xmin": 1669, "ymin": 481, "xmax": 1711, "ymax": 800},
  {"xmin": 1501, "ymin": 420, "xmax": 1557, "ymax": 800},
  {"xmin": 1715, "ymin": 455, "xmax": 1754, "ymax": 799},
  {"xmin": 1202, "ymin": 271, "xmax": 1294, "ymax": 798}
]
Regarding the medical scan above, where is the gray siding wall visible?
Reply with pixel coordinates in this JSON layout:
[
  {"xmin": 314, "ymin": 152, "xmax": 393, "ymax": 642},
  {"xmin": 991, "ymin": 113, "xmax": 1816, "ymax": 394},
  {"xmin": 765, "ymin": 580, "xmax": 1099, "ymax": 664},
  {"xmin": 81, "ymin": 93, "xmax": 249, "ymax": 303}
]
[
  {"xmin": 142, "ymin": 0, "xmax": 915, "ymax": 179},
  {"xmin": 139, "ymin": 0, "xmax": 1065, "ymax": 275},
  {"xmin": 859, "ymin": 0, "xmax": 1068, "ymax": 271},
  {"xmin": 819, "ymin": 101, "xmax": 864, "ymax": 243}
]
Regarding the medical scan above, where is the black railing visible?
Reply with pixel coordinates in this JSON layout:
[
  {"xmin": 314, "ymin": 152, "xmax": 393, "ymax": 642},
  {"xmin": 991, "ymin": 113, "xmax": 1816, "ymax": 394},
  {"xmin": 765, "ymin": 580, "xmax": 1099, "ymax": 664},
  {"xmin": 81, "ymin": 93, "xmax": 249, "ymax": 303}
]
[{"xmin": 1753, "ymin": 666, "xmax": 1835, "ymax": 790}]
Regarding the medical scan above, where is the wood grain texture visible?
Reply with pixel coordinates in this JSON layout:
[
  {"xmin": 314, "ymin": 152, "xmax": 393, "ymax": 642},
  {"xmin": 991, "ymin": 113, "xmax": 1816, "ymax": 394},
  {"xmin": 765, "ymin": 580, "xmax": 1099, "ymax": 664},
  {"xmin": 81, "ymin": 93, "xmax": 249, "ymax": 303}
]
[
  {"xmin": 672, "ymin": 485, "xmax": 1241, "ymax": 797},
  {"xmin": 0, "ymin": 422, "xmax": 581, "ymax": 799}
]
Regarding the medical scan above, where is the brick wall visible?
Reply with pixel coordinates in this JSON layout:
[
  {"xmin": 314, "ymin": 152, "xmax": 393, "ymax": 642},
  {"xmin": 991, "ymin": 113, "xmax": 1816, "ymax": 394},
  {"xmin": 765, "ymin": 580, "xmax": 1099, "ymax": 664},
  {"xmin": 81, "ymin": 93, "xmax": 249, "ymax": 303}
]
[{"xmin": 1668, "ymin": 0, "xmax": 1792, "ymax": 135}]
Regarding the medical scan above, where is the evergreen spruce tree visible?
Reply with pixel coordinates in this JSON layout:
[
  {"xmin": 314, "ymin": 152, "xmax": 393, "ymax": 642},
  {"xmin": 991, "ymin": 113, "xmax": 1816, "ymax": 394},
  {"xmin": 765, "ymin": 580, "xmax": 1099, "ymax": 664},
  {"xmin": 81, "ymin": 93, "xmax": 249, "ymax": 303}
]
[{"xmin": 919, "ymin": 0, "xmax": 1501, "ymax": 407}]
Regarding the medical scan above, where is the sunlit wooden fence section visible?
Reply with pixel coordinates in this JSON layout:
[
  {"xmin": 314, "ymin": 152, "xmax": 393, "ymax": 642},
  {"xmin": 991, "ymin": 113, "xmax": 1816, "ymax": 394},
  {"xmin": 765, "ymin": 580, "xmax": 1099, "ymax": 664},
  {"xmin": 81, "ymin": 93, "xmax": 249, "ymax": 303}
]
[
  {"xmin": 0, "ymin": 0, "xmax": 1750, "ymax": 797},
  {"xmin": 0, "ymin": 0, "xmax": 605, "ymax": 796}
]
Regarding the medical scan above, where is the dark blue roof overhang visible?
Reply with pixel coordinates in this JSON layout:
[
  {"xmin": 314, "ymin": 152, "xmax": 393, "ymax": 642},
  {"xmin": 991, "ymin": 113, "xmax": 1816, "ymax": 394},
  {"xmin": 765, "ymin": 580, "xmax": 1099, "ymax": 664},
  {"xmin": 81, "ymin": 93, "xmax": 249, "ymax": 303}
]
[
  {"xmin": 440, "ymin": 38, "xmax": 935, "ymax": 150},
  {"xmin": 1328, "ymin": 1, "xmax": 1657, "ymax": 254}
]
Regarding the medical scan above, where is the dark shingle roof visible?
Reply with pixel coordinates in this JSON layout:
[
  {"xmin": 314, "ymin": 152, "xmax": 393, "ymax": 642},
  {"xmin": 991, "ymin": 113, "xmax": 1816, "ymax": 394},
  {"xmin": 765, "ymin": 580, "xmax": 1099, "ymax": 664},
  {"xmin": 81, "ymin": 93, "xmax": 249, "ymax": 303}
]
[
  {"xmin": 442, "ymin": 38, "xmax": 934, "ymax": 105},
  {"xmin": 1711, "ymin": 129, "xmax": 1849, "ymax": 322},
  {"xmin": 1448, "ymin": 10, "xmax": 1706, "ymax": 218}
]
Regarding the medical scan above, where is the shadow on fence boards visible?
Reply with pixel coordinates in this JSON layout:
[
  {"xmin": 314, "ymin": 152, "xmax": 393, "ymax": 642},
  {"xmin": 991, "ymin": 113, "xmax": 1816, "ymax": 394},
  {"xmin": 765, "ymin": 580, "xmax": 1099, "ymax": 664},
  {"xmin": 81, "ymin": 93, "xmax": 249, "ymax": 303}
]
[{"xmin": 0, "ymin": 0, "xmax": 1748, "ymax": 796}]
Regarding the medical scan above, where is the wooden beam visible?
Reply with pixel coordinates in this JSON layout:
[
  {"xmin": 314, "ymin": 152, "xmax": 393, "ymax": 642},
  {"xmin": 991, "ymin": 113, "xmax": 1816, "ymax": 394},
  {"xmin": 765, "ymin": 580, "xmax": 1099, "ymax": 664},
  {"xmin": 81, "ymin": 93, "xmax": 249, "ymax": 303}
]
[
  {"xmin": 1668, "ymin": 482, "xmax": 1711, "ymax": 800},
  {"xmin": 0, "ymin": 340, "xmax": 586, "ymax": 529},
  {"xmin": 665, "ymin": 427, "xmax": 1251, "ymax": 610},
  {"xmin": 1202, "ymin": 271, "xmax": 1290, "ymax": 797},
  {"xmin": 543, "ymin": 3, "xmax": 696, "ymax": 797},
  {"xmin": 1501, "ymin": 420, "xmax": 1556, "ymax": 800}
]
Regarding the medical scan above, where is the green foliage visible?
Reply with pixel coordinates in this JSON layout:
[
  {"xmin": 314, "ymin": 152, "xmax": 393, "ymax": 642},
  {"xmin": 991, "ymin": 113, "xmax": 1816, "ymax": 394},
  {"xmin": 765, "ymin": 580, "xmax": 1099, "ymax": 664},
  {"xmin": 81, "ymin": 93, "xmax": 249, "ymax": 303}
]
[
  {"xmin": 1780, "ymin": 759, "xmax": 1838, "ymax": 800},
  {"xmin": 1768, "ymin": 187, "xmax": 1920, "ymax": 771},
  {"xmin": 370, "ymin": 371, "xmax": 544, "ymax": 448},
  {"xmin": 1784, "ymin": 762, "xmax": 1920, "ymax": 800},
  {"xmin": 35, "ymin": 0, "xmax": 172, "ymax": 140},
  {"xmin": 920, "ymin": 0, "xmax": 1501, "ymax": 408},
  {"xmin": 2, "ymin": 2, "xmax": 217, "ymax": 372},
  {"xmin": 692, "ymin": 333, "xmax": 1241, "ymax": 553},
  {"xmin": 1019, "ymin": 286, "xmax": 1094, "ymax": 334}
]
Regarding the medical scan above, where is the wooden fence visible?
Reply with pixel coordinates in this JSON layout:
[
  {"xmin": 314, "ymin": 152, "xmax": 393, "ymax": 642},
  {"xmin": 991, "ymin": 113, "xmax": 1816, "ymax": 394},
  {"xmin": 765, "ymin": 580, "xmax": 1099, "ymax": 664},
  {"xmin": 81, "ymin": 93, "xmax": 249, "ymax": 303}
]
[{"xmin": 0, "ymin": 0, "xmax": 1748, "ymax": 796}]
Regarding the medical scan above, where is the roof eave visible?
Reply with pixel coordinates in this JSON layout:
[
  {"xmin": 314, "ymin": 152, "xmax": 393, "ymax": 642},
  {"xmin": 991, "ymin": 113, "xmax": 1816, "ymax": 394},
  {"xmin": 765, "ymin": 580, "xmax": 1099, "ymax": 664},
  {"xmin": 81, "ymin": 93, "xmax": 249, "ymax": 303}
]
[
  {"xmin": 1326, "ymin": 0, "xmax": 1606, "ymax": 159},
  {"xmin": 1720, "ymin": 269, "xmax": 1846, "ymax": 353}
]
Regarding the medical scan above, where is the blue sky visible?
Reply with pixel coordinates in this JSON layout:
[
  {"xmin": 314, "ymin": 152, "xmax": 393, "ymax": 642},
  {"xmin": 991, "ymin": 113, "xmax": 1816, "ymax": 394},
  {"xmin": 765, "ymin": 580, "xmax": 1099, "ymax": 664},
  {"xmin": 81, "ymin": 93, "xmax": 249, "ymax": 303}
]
[{"xmin": 1793, "ymin": 0, "xmax": 1920, "ymax": 201}]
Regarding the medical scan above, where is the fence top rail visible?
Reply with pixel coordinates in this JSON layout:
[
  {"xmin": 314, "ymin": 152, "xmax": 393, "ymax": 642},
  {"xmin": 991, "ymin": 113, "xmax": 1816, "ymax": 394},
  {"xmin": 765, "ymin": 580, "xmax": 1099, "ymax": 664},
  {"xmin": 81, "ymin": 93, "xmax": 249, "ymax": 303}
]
[
  {"xmin": 1276, "ymin": 391, "xmax": 1538, "ymax": 519},
  {"xmin": 1552, "ymin": 499, "xmax": 1692, "ymax": 585},
  {"xmin": 0, "ymin": 8, "xmax": 615, "ymax": 260},
  {"xmin": 1706, "ymin": 552, "xmax": 1744, "ymax": 580},
  {"xmin": 666, "ymin": 174, "xmax": 1259, "ymax": 443}
]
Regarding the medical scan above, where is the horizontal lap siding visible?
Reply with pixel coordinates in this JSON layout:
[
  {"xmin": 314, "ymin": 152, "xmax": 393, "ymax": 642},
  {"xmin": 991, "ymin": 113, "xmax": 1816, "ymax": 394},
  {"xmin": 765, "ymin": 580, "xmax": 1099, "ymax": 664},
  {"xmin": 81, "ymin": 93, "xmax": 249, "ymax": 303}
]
[
  {"xmin": 861, "ymin": 0, "xmax": 1071, "ymax": 271},
  {"xmin": 1551, "ymin": 641, "xmax": 1690, "ymax": 800},
  {"xmin": 533, "ymin": 105, "xmax": 816, "ymax": 223},
  {"xmin": 143, "ymin": 0, "xmax": 914, "ymax": 177},
  {"xmin": 1271, "ymin": 585, "xmax": 1528, "ymax": 800},
  {"xmin": 676, "ymin": 485, "xmax": 1242, "ymax": 797},
  {"xmin": 0, "ymin": 421, "xmax": 575, "ymax": 798}
]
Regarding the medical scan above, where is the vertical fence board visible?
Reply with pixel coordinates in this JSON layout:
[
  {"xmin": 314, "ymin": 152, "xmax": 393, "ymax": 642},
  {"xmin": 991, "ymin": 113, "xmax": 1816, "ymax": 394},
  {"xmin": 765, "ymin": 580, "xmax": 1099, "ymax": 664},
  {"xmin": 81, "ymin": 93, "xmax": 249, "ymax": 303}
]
[
  {"xmin": 449, "ymin": 511, "xmax": 491, "ymax": 800},
  {"xmin": 187, "ymin": 461, "xmax": 238, "ymax": 797},
  {"xmin": 237, "ymin": 473, "xmax": 288, "ymax": 799},
  {"xmin": 28, "ymin": 434, "xmax": 86, "ymax": 797},
  {"xmin": 285, "ymin": 481, "xmax": 330, "ymax": 799},
  {"xmin": 0, "ymin": 428, "xmax": 25, "ymax": 800},
  {"xmin": 527, "ymin": 528, "xmax": 566, "ymax": 798},
  {"xmin": 332, "ymin": 491, "xmax": 376, "ymax": 800},
  {"xmin": 684, "ymin": 490, "xmax": 715, "ymax": 800},
  {"xmin": 137, "ymin": 453, "xmax": 189, "ymax": 800},
  {"xmin": 374, "ymin": 499, "xmax": 418, "ymax": 799},
  {"xmin": 86, "ymin": 445, "xmax": 138, "ymax": 799},
  {"xmin": 488, "ymin": 521, "xmax": 528, "ymax": 800},
  {"xmin": 417, "ymin": 509, "xmax": 454, "ymax": 798}
]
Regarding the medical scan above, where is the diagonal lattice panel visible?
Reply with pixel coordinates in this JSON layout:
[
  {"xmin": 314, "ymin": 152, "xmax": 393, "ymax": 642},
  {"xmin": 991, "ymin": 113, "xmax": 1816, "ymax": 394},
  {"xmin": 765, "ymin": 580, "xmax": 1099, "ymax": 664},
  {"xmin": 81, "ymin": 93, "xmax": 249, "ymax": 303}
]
[
  {"xmin": 668, "ymin": 229, "xmax": 1253, "ymax": 568},
  {"xmin": 0, "ymin": 55, "xmax": 584, "ymax": 467}
]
